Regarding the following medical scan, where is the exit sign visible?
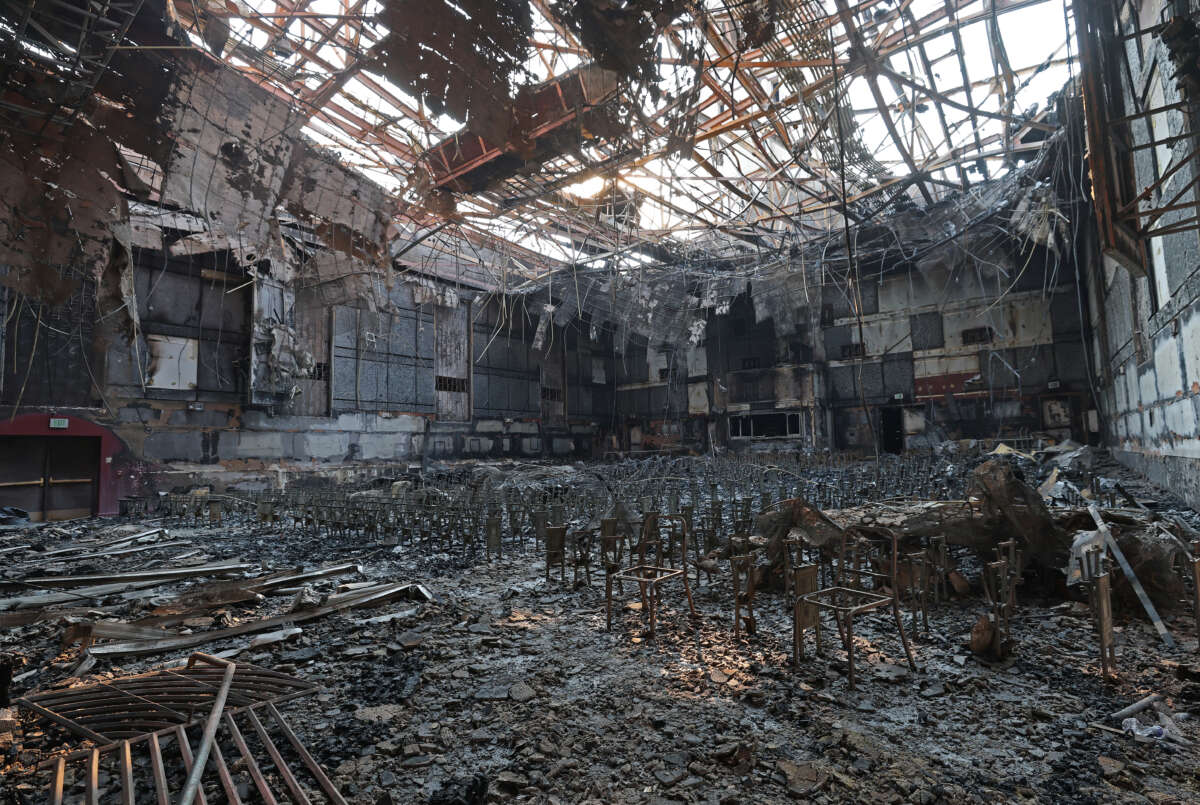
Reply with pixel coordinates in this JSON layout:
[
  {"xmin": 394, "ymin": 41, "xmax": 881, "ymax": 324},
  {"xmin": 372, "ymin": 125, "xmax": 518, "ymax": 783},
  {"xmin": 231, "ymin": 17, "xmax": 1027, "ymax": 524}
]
[{"xmin": 49, "ymin": 417, "xmax": 69, "ymax": 429}]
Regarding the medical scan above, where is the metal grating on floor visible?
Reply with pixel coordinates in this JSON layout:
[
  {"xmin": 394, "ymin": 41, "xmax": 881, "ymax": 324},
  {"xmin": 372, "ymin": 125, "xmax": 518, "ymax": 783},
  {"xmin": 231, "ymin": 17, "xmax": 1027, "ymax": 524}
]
[{"xmin": 19, "ymin": 652, "xmax": 346, "ymax": 804}]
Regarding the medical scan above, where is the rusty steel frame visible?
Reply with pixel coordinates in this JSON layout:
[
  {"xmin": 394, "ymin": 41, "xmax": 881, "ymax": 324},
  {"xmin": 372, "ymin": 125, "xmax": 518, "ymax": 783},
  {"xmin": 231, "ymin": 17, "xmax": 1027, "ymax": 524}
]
[
  {"xmin": 19, "ymin": 656, "xmax": 319, "ymax": 743},
  {"xmin": 23, "ymin": 653, "xmax": 343, "ymax": 804},
  {"xmin": 1082, "ymin": 546, "xmax": 1117, "ymax": 678},
  {"xmin": 1191, "ymin": 539, "xmax": 1200, "ymax": 657},
  {"xmin": 611, "ymin": 513, "xmax": 698, "ymax": 638},
  {"xmin": 800, "ymin": 586, "xmax": 894, "ymax": 690},
  {"xmin": 141, "ymin": 0, "xmax": 1071, "ymax": 279},
  {"xmin": 33, "ymin": 702, "xmax": 344, "ymax": 804},
  {"xmin": 178, "ymin": 655, "xmax": 236, "ymax": 805}
]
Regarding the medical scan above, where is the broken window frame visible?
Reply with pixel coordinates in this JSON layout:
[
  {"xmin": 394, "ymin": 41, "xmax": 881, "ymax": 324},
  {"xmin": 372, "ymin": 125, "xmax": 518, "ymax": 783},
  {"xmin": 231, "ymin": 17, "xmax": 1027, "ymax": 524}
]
[
  {"xmin": 728, "ymin": 410, "xmax": 805, "ymax": 440},
  {"xmin": 129, "ymin": 251, "xmax": 252, "ymax": 404}
]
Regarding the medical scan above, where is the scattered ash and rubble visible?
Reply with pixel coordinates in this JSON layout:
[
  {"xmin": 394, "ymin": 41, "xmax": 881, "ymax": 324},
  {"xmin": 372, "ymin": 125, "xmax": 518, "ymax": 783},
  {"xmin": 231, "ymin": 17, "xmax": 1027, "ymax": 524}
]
[{"xmin": 3, "ymin": 445, "xmax": 1200, "ymax": 804}]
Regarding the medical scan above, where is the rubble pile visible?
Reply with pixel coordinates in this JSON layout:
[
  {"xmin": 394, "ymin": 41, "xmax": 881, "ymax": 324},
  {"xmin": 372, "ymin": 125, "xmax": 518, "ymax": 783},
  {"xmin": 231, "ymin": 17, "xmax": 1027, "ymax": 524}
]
[{"xmin": 1, "ymin": 446, "xmax": 1199, "ymax": 803}]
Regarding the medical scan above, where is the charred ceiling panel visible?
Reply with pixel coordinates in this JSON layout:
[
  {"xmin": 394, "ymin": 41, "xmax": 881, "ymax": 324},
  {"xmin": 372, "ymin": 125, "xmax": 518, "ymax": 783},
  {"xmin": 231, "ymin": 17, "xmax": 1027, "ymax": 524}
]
[
  {"xmin": 282, "ymin": 141, "xmax": 391, "ymax": 266},
  {"xmin": 158, "ymin": 61, "xmax": 301, "ymax": 264},
  {"xmin": 0, "ymin": 128, "xmax": 132, "ymax": 305},
  {"xmin": 422, "ymin": 65, "xmax": 621, "ymax": 194},
  {"xmin": 549, "ymin": 0, "xmax": 689, "ymax": 84},
  {"xmin": 0, "ymin": 0, "xmax": 153, "ymax": 138},
  {"xmin": 374, "ymin": 0, "xmax": 533, "ymax": 146}
]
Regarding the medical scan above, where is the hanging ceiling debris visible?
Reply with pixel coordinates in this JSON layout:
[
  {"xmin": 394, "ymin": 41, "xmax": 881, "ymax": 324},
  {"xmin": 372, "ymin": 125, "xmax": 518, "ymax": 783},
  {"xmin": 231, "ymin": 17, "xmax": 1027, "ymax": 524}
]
[{"xmin": 71, "ymin": 0, "xmax": 1068, "ymax": 285}]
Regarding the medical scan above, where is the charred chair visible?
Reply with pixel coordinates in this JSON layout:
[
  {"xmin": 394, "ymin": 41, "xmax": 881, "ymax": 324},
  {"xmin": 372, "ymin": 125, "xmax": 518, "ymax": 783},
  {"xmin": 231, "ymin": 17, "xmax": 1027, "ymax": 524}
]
[
  {"xmin": 569, "ymin": 527, "xmax": 593, "ymax": 587},
  {"xmin": 610, "ymin": 513, "xmax": 698, "ymax": 638},
  {"xmin": 545, "ymin": 525, "xmax": 567, "ymax": 584},
  {"xmin": 799, "ymin": 526, "xmax": 917, "ymax": 689},
  {"xmin": 731, "ymin": 553, "xmax": 757, "ymax": 638},
  {"xmin": 600, "ymin": 518, "xmax": 627, "ymax": 630},
  {"xmin": 485, "ymin": 516, "xmax": 502, "ymax": 560}
]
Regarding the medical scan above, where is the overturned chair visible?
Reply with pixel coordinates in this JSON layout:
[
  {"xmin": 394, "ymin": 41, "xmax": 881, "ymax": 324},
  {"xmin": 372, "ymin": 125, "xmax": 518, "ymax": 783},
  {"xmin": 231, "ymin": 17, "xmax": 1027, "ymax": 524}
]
[{"xmin": 609, "ymin": 512, "xmax": 698, "ymax": 638}]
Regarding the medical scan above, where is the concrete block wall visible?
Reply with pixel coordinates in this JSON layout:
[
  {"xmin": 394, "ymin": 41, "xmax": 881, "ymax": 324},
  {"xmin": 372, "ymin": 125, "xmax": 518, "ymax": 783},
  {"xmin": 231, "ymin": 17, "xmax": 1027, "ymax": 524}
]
[
  {"xmin": 91, "ymin": 399, "xmax": 596, "ymax": 495},
  {"xmin": 1083, "ymin": 0, "xmax": 1200, "ymax": 511},
  {"xmin": 1093, "ymin": 264, "xmax": 1200, "ymax": 509}
]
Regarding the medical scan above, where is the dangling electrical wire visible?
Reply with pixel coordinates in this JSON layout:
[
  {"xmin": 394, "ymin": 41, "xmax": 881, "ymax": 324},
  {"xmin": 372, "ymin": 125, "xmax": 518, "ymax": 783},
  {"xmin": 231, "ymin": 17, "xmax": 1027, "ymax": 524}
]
[{"xmin": 829, "ymin": 25, "xmax": 880, "ymax": 468}]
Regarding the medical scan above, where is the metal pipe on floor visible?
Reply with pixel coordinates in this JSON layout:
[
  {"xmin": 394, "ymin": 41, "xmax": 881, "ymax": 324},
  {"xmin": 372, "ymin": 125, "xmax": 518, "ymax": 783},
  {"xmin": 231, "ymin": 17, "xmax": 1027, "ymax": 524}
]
[{"xmin": 177, "ymin": 656, "xmax": 236, "ymax": 805}]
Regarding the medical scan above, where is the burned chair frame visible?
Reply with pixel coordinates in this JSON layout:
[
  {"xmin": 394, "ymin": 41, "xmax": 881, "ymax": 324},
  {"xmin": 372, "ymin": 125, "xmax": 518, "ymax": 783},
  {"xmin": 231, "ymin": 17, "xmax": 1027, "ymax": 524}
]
[{"xmin": 609, "ymin": 512, "xmax": 698, "ymax": 638}]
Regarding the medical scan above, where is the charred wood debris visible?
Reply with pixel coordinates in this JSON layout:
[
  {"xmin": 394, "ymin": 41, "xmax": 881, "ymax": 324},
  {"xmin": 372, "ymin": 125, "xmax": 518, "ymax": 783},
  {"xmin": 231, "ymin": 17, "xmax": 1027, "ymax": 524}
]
[{"xmin": 2, "ymin": 445, "xmax": 1200, "ymax": 804}]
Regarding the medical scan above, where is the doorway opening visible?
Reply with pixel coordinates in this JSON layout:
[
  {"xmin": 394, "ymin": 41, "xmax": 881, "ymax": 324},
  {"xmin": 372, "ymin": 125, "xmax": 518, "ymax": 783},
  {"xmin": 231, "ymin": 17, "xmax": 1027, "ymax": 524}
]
[{"xmin": 880, "ymin": 407, "xmax": 904, "ymax": 454}]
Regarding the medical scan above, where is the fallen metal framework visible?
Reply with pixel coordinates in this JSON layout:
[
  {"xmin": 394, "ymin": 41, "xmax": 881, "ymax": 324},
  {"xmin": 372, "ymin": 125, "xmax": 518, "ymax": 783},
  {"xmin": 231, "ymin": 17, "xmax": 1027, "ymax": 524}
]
[
  {"xmin": 20, "ymin": 653, "xmax": 346, "ymax": 804},
  {"xmin": 18, "ymin": 655, "xmax": 319, "ymax": 742},
  {"xmin": 1074, "ymin": 0, "xmax": 1200, "ymax": 271}
]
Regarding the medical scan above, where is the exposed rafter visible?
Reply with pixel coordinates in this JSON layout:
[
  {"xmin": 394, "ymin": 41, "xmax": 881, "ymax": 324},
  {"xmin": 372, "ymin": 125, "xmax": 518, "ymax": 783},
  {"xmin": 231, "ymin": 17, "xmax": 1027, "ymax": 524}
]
[{"xmin": 145, "ymin": 0, "xmax": 1072, "ymax": 281}]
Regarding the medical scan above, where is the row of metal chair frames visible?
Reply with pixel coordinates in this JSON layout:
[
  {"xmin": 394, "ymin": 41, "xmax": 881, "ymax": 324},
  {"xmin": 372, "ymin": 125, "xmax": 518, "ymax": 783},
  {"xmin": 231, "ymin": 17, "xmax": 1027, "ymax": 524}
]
[
  {"xmin": 140, "ymin": 449, "xmax": 978, "ymax": 548},
  {"xmin": 135, "ymin": 456, "xmax": 971, "ymax": 688},
  {"xmin": 583, "ymin": 490, "xmax": 957, "ymax": 690},
  {"xmin": 238, "ymin": 487, "xmax": 610, "ymax": 560},
  {"xmin": 158, "ymin": 494, "xmax": 232, "ymax": 525},
  {"xmin": 591, "ymin": 450, "xmax": 983, "ymax": 517}
]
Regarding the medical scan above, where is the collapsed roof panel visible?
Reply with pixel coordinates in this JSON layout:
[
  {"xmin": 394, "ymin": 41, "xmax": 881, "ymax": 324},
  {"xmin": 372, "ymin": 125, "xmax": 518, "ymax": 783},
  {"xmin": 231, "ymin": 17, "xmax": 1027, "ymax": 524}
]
[{"xmin": 0, "ymin": 0, "xmax": 1077, "ymax": 284}]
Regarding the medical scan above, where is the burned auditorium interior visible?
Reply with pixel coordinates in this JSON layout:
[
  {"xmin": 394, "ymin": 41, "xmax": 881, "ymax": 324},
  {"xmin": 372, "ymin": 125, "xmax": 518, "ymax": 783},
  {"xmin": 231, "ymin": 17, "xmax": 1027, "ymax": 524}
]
[{"xmin": 5, "ymin": 0, "xmax": 1200, "ymax": 802}]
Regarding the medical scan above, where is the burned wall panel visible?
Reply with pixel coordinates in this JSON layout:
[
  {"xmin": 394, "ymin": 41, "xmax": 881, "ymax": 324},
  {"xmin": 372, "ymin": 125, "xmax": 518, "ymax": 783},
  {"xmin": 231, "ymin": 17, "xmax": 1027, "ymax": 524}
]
[
  {"xmin": 910, "ymin": 312, "xmax": 944, "ymax": 351},
  {"xmin": 435, "ymin": 302, "xmax": 471, "ymax": 421},
  {"xmin": 473, "ymin": 300, "xmax": 539, "ymax": 419},
  {"xmin": 331, "ymin": 302, "xmax": 436, "ymax": 415},
  {"xmin": 539, "ymin": 336, "xmax": 566, "ymax": 425},
  {"xmin": 114, "ymin": 253, "xmax": 251, "ymax": 403},
  {"xmin": 0, "ymin": 270, "xmax": 98, "ymax": 408},
  {"xmin": 291, "ymin": 291, "xmax": 331, "ymax": 416},
  {"xmin": 882, "ymin": 353, "xmax": 915, "ymax": 398},
  {"xmin": 565, "ymin": 324, "xmax": 610, "ymax": 420},
  {"xmin": 159, "ymin": 62, "xmax": 301, "ymax": 261},
  {"xmin": 252, "ymin": 278, "xmax": 313, "ymax": 407}
]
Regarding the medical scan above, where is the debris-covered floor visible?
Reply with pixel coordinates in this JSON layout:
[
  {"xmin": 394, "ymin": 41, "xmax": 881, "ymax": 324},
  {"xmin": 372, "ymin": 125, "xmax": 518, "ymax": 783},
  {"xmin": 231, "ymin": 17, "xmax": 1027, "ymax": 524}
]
[{"xmin": 4, "ymin": 447, "xmax": 1200, "ymax": 804}]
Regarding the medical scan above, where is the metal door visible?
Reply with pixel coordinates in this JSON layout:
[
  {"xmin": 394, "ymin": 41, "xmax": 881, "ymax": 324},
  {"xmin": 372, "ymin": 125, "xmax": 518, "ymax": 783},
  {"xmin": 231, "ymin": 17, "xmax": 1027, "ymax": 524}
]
[
  {"xmin": 44, "ymin": 437, "xmax": 99, "ymax": 520},
  {"xmin": 0, "ymin": 437, "xmax": 48, "ymax": 519},
  {"xmin": 0, "ymin": 436, "xmax": 98, "ymax": 521}
]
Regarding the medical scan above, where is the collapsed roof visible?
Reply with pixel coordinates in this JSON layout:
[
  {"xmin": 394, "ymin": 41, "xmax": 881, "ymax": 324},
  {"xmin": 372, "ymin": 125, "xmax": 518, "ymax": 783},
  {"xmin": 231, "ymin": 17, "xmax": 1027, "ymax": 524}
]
[{"xmin": 0, "ymin": 0, "xmax": 1075, "ymax": 287}]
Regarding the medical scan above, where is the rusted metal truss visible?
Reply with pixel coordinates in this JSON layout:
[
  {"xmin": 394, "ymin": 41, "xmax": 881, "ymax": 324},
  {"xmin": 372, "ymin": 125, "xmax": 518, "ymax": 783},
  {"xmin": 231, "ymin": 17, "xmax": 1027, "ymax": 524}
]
[
  {"xmin": 0, "ymin": 0, "xmax": 1078, "ymax": 279},
  {"xmin": 18, "ymin": 654, "xmax": 319, "ymax": 742},
  {"xmin": 1074, "ymin": 0, "xmax": 1200, "ymax": 272},
  {"xmin": 20, "ymin": 653, "xmax": 345, "ymax": 804},
  {"xmin": 0, "ymin": 0, "xmax": 147, "ymax": 131}
]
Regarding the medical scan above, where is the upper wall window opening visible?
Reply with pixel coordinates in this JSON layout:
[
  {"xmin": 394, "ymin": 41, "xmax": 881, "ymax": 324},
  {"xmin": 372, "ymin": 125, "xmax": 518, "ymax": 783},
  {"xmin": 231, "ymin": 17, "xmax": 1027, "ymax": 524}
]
[
  {"xmin": 436, "ymin": 375, "xmax": 469, "ymax": 393},
  {"xmin": 962, "ymin": 327, "xmax": 995, "ymax": 346}
]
